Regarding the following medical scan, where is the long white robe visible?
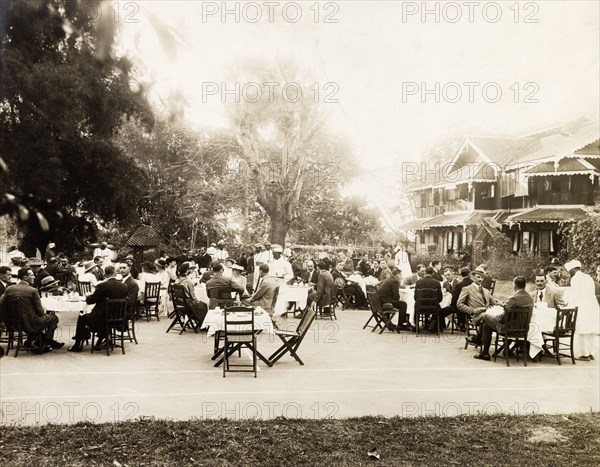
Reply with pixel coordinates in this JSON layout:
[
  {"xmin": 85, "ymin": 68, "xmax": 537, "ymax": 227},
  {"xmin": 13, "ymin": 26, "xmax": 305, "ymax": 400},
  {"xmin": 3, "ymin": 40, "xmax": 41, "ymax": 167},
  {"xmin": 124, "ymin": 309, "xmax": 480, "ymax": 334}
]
[
  {"xmin": 568, "ymin": 270, "xmax": 600, "ymax": 335},
  {"xmin": 395, "ymin": 250, "xmax": 412, "ymax": 278}
]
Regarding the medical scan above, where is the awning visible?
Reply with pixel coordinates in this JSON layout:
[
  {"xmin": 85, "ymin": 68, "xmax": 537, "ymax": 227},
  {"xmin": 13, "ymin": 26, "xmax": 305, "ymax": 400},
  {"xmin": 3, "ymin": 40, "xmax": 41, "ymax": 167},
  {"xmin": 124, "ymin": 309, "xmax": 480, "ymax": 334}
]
[
  {"xmin": 398, "ymin": 217, "xmax": 433, "ymax": 231},
  {"xmin": 505, "ymin": 207, "xmax": 590, "ymax": 224}
]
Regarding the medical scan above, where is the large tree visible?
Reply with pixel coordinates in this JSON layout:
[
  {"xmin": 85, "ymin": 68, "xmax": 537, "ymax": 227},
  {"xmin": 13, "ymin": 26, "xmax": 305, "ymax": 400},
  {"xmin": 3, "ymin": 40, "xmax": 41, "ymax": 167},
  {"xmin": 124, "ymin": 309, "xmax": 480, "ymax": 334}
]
[
  {"xmin": 0, "ymin": 0, "xmax": 152, "ymax": 255},
  {"xmin": 229, "ymin": 62, "xmax": 334, "ymax": 245}
]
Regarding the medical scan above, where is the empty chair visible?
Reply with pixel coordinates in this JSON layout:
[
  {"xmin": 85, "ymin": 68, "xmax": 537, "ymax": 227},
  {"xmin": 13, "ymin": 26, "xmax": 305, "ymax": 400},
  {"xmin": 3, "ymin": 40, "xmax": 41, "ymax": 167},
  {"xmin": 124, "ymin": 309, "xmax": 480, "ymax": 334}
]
[
  {"xmin": 493, "ymin": 305, "xmax": 533, "ymax": 367},
  {"xmin": 269, "ymin": 309, "xmax": 316, "ymax": 365},
  {"xmin": 542, "ymin": 306, "xmax": 578, "ymax": 365},
  {"xmin": 222, "ymin": 306, "xmax": 257, "ymax": 378},
  {"xmin": 139, "ymin": 281, "xmax": 161, "ymax": 321}
]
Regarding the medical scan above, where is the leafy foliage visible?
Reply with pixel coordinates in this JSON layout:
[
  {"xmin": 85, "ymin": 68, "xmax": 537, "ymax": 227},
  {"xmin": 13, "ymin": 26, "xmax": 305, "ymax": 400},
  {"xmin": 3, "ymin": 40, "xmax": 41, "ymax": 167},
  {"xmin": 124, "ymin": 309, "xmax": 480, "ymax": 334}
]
[
  {"xmin": 0, "ymin": 0, "xmax": 153, "ymax": 255},
  {"xmin": 559, "ymin": 213, "xmax": 600, "ymax": 272},
  {"xmin": 485, "ymin": 229, "xmax": 546, "ymax": 281}
]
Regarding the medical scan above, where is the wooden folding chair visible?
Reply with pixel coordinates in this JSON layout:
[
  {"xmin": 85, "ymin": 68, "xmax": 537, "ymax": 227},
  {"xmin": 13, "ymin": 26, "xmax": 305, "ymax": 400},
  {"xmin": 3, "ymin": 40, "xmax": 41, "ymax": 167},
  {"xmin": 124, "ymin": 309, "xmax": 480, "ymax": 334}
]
[
  {"xmin": 365, "ymin": 292, "xmax": 397, "ymax": 334},
  {"xmin": 77, "ymin": 281, "xmax": 92, "ymax": 296},
  {"xmin": 1, "ymin": 298, "xmax": 45, "ymax": 357},
  {"xmin": 493, "ymin": 305, "xmax": 533, "ymax": 367},
  {"xmin": 139, "ymin": 281, "xmax": 161, "ymax": 321},
  {"xmin": 92, "ymin": 298, "xmax": 128, "ymax": 356},
  {"xmin": 541, "ymin": 306, "xmax": 578, "ymax": 365},
  {"xmin": 222, "ymin": 306, "xmax": 257, "ymax": 378},
  {"xmin": 166, "ymin": 284, "xmax": 200, "ymax": 334},
  {"xmin": 268, "ymin": 309, "xmax": 316, "ymax": 365}
]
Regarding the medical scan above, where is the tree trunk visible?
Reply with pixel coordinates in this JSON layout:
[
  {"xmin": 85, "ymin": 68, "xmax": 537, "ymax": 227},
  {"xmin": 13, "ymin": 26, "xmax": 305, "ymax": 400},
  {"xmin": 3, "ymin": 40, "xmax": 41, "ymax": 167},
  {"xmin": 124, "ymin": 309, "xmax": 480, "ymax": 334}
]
[{"xmin": 269, "ymin": 216, "xmax": 289, "ymax": 245}]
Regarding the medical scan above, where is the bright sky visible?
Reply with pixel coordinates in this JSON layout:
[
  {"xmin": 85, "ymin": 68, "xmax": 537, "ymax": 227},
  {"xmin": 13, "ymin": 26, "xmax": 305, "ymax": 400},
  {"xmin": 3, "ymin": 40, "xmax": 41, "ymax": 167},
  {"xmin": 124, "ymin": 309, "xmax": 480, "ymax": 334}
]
[{"xmin": 118, "ymin": 0, "xmax": 600, "ymax": 231}]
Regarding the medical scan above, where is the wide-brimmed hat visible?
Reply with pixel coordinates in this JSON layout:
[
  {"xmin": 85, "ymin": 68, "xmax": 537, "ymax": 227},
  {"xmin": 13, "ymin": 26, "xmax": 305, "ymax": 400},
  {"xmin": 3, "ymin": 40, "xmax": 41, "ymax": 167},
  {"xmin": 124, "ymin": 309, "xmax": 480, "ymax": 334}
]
[
  {"xmin": 472, "ymin": 267, "xmax": 486, "ymax": 276},
  {"xmin": 231, "ymin": 264, "xmax": 244, "ymax": 271},
  {"xmin": 224, "ymin": 257, "xmax": 234, "ymax": 264},
  {"xmin": 29, "ymin": 258, "xmax": 43, "ymax": 267},
  {"xmin": 564, "ymin": 259, "xmax": 582, "ymax": 272},
  {"xmin": 48, "ymin": 242, "xmax": 56, "ymax": 249},
  {"xmin": 154, "ymin": 259, "xmax": 167, "ymax": 269},
  {"xmin": 40, "ymin": 276, "xmax": 59, "ymax": 289},
  {"xmin": 84, "ymin": 261, "xmax": 96, "ymax": 272},
  {"xmin": 124, "ymin": 255, "xmax": 134, "ymax": 262}
]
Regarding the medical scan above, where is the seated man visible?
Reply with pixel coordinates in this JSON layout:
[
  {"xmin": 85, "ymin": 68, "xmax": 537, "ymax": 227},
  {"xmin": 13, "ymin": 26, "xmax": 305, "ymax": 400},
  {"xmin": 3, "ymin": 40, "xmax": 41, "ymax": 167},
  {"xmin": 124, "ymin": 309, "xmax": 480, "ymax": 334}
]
[
  {"xmin": 531, "ymin": 273, "xmax": 565, "ymax": 308},
  {"xmin": 206, "ymin": 263, "xmax": 245, "ymax": 301},
  {"xmin": 244, "ymin": 264, "xmax": 278, "ymax": 314},
  {"xmin": 459, "ymin": 266, "xmax": 496, "ymax": 341},
  {"xmin": 69, "ymin": 265, "xmax": 128, "ymax": 352},
  {"xmin": 474, "ymin": 276, "xmax": 534, "ymax": 361},
  {"xmin": 377, "ymin": 268, "xmax": 411, "ymax": 331},
  {"xmin": 440, "ymin": 267, "xmax": 472, "ymax": 331},
  {"xmin": 77, "ymin": 261, "xmax": 99, "ymax": 287},
  {"xmin": 301, "ymin": 259, "xmax": 319, "ymax": 287},
  {"xmin": 0, "ymin": 268, "xmax": 64, "ymax": 353},
  {"xmin": 415, "ymin": 266, "xmax": 443, "ymax": 332},
  {"xmin": 308, "ymin": 261, "xmax": 334, "ymax": 310},
  {"xmin": 404, "ymin": 264, "xmax": 426, "ymax": 287},
  {"xmin": 39, "ymin": 276, "xmax": 66, "ymax": 296}
]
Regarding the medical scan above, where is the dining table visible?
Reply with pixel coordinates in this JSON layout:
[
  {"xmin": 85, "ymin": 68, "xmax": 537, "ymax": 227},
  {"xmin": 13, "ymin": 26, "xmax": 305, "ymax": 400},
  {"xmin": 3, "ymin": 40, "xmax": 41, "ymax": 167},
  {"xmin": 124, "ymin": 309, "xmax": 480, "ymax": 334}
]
[
  {"xmin": 42, "ymin": 295, "xmax": 91, "ymax": 313},
  {"xmin": 398, "ymin": 287, "xmax": 452, "ymax": 325},
  {"xmin": 203, "ymin": 307, "xmax": 275, "ymax": 368},
  {"xmin": 273, "ymin": 284, "xmax": 312, "ymax": 317},
  {"xmin": 484, "ymin": 304, "xmax": 560, "ymax": 359}
]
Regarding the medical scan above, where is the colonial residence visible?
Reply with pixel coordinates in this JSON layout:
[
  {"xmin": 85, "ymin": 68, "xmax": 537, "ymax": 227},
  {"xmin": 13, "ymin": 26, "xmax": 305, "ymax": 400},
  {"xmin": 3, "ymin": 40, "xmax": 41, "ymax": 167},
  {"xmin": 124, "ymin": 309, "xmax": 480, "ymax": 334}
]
[{"xmin": 400, "ymin": 117, "xmax": 600, "ymax": 257}]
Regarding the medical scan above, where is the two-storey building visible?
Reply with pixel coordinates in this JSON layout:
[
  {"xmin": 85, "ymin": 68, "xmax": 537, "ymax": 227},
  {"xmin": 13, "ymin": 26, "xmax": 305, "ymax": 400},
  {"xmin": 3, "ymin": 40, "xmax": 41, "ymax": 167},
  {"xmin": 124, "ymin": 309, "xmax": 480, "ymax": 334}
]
[{"xmin": 400, "ymin": 117, "xmax": 599, "ymax": 257}]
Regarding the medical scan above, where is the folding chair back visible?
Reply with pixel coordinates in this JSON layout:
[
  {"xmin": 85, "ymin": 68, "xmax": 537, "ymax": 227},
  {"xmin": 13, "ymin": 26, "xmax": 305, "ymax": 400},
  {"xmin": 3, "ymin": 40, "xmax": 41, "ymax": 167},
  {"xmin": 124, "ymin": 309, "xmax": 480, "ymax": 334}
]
[
  {"xmin": 268, "ymin": 308, "xmax": 316, "ymax": 365},
  {"xmin": 166, "ymin": 284, "xmax": 199, "ymax": 334},
  {"xmin": 489, "ymin": 279, "xmax": 497, "ymax": 296},
  {"xmin": 77, "ymin": 281, "xmax": 92, "ymax": 296},
  {"xmin": 542, "ymin": 306, "xmax": 578, "ymax": 365},
  {"xmin": 2, "ymin": 297, "xmax": 44, "ymax": 357},
  {"xmin": 223, "ymin": 306, "xmax": 257, "ymax": 377},
  {"xmin": 415, "ymin": 288, "xmax": 441, "ymax": 336},
  {"xmin": 365, "ymin": 291, "xmax": 396, "ymax": 334},
  {"xmin": 93, "ymin": 298, "xmax": 128, "ymax": 356},
  {"xmin": 142, "ymin": 281, "xmax": 161, "ymax": 321},
  {"xmin": 209, "ymin": 287, "xmax": 235, "ymax": 309},
  {"xmin": 493, "ymin": 305, "xmax": 533, "ymax": 366}
]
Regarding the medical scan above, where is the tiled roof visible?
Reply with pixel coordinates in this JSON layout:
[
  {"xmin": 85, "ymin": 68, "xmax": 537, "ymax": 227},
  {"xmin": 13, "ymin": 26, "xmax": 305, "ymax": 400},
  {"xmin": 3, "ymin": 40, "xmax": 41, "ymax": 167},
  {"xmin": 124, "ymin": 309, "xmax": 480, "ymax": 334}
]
[
  {"xmin": 127, "ymin": 225, "xmax": 162, "ymax": 247},
  {"xmin": 422, "ymin": 210, "xmax": 505, "ymax": 228},
  {"xmin": 505, "ymin": 207, "xmax": 590, "ymax": 224}
]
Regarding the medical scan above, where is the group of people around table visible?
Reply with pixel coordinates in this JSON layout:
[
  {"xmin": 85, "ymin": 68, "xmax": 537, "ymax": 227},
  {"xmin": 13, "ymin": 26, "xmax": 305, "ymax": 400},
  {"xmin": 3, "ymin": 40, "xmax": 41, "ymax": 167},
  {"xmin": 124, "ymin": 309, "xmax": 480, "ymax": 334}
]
[{"xmin": 463, "ymin": 259, "xmax": 600, "ymax": 362}]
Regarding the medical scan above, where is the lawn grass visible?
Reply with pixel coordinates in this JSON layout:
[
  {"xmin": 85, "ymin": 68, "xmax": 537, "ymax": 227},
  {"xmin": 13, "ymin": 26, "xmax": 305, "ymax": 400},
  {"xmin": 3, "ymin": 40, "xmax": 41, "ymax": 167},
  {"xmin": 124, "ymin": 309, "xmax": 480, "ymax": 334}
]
[{"xmin": 1, "ymin": 413, "xmax": 598, "ymax": 466}]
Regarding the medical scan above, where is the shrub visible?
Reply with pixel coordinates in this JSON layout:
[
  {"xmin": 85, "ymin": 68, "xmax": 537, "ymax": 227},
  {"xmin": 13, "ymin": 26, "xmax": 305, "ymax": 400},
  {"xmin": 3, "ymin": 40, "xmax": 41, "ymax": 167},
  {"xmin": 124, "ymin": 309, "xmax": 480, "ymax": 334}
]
[{"xmin": 485, "ymin": 230, "xmax": 546, "ymax": 281}]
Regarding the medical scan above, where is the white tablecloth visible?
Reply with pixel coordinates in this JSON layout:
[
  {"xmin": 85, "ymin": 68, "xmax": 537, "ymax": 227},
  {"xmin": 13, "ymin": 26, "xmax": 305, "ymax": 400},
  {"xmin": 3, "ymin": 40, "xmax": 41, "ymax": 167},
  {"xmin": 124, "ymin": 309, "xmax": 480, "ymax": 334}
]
[
  {"xmin": 273, "ymin": 285, "xmax": 311, "ymax": 317},
  {"xmin": 398, "ymin": 288, "xmax": 452, "ymax": 325},
  {"xmin": 194, "ymin": 284, "xmax": 210, "ymax": 305},
  {"xmin": 203, "ymin": 308, "xmax": 275, "ymax": 336},
  {"xmin": 485, "ymin": 305, "xmax": 558, "ymax": 358},
  {"xmin": 42, "ymin": 297, "xmax": 91, "ymax": 313}
]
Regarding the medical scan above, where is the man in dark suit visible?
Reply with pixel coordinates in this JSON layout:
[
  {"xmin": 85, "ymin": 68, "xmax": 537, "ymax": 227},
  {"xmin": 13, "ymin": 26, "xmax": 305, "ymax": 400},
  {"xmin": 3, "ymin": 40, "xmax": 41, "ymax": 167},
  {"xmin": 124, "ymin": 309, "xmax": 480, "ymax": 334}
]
[
  {"xmin": 441, "ymin": 268, "xmax": 459, "ymax": 294},
  {"xmin": 68, "ymin": 265, "xmax": 128, "ymax": 352},
  {"xmin": 206, "ymin": 263, "xmax": 245, "ymax": 299},
  {"xmin": 118, "ymin": 262, "xmax": 140, "ymax": 318},
  {"xmin": 308, "ymin": 261, "xmax": 335, "ymax": 310},
  {"xmin": 0, "ymin": 266, "xmax": 12, "ymax": 296},
  {"xmin": 474, "ymin": 276, "xmax": 534, "ymax": 361},
  {"xmin": 0, "ymin": 268, "xmax": 63, "ymax": 352},
  {"xmin": 301, "ymin": 260, "xmax": 319, "ymax": 286},
  {"xmin": 430, "ymin": 261, "xmax": 443, "ymax": 282},
  {"xmin": 479, "ymin": 264, "xmax": 494, "ymax": 291},
  {"xmin": 415, "ymin": 266, "xmax": 443, "ymax": 331},
  {"xmin": 31, "ymin": 259, "xmax": 49, "ymax": 290},
  {"xmin": 378, "ymin": 268, "xmax": 411, "ymax": 331}
]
